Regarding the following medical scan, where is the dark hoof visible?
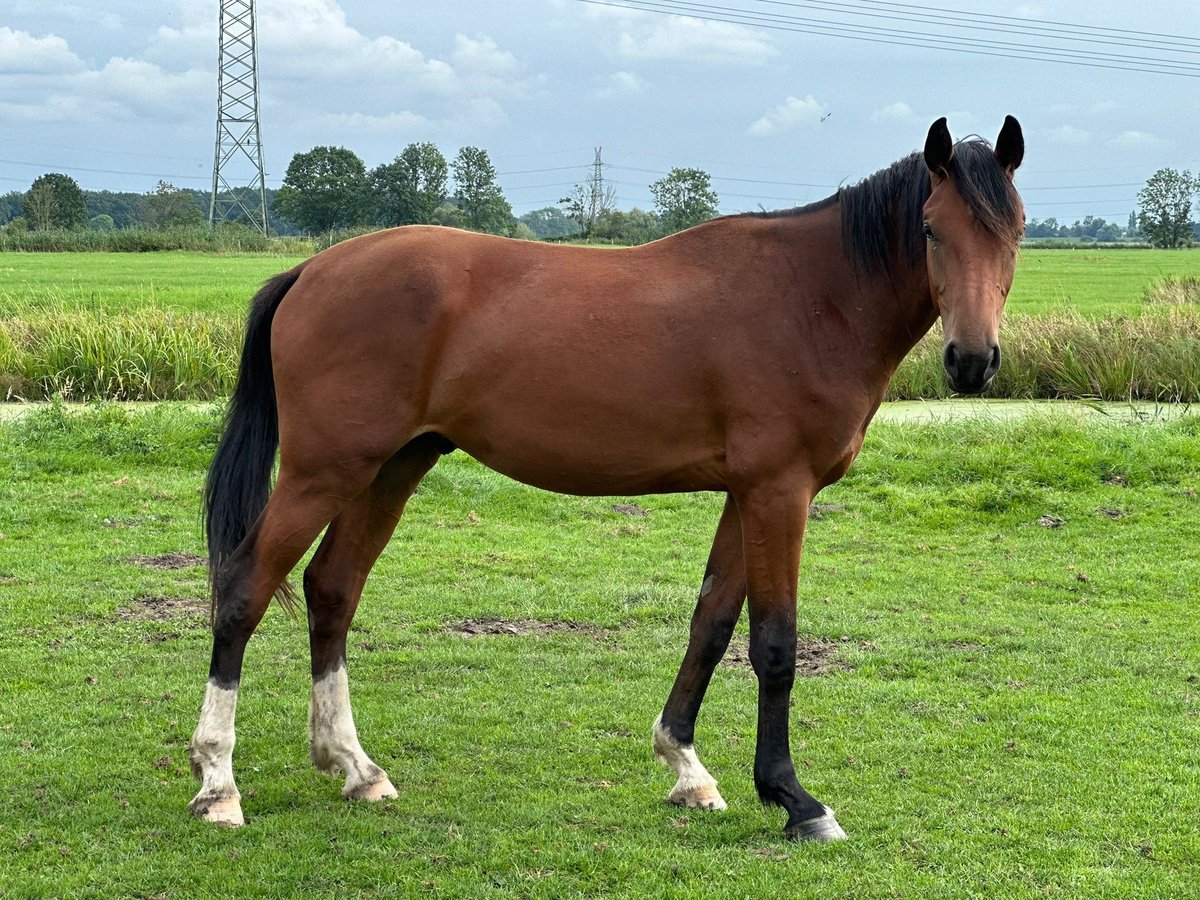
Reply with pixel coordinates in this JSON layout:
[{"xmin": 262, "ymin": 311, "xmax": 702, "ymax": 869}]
[{"xmin": 785, "ymin": 805, "xmax": 847, "ymax": 842}]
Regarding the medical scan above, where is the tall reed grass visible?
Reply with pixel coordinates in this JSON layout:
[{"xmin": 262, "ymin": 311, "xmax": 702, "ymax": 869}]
[
  {"xmin": 888, "ymin": 308, "xmax": 1200, "ymax": 401},
  {"xmin": 1143, "ymin": 275, "xmax": 1200, "ymax": 306},
  {"xmin": 0, "ymin": 309, "xmax": 241, "ymax": 401},
  {"xmin": 2, "ymin": 307, "xmax": 1198, "ymax": 402}
]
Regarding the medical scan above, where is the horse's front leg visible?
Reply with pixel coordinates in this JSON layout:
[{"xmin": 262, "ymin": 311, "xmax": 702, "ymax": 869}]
[
  {"xmin": 654, "ymin": 494, "xmax": 745, "ymax": 811},
  {"xmin": 735, "ymin": 477, "xmax": 847, "ymax": 842}
]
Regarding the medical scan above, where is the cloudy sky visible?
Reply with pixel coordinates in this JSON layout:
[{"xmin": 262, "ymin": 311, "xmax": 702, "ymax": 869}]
[{"xmin": 3, "ymin": 0, "xmax": 1197, "ymax": 224}]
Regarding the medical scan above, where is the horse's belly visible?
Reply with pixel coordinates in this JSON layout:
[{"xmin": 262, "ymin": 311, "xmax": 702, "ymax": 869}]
[{"xmin": 436, "ymin": 399, "xmax": 727, "ymax": 496}]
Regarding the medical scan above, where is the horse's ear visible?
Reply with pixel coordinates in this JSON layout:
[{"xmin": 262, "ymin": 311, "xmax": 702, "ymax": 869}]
[
  {"xmin": 923, "ymin": 117, "xmax": 954, "ymax": 177},
  {"xmin": 994, "ymin": 115, "xmax": 1024, "ymax": 174}
]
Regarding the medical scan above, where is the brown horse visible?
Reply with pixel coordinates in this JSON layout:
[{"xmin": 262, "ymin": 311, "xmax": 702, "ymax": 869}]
[{"xmin": 189, "ymin": 116, "xmax": 1024, "ymax": 841}]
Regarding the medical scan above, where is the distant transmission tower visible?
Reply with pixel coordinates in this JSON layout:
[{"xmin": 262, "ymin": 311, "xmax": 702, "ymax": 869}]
[{"xmin": 210, "ymin": 0, "xmax": 268, "ymax": 235}]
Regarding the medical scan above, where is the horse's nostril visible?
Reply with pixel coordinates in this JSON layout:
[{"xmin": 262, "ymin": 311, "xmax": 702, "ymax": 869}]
[
  {"xmin": 943, "ymin": 342, "xmax": 959, "ymax": 377},
  {"xmin": 986, "ymin": 343, "xmax": 1001, "ymax": 378}
]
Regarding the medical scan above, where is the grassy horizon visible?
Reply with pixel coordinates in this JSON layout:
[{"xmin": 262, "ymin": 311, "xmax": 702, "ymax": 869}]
[{"xmin": 2, "ymin": 247, "xmax": 1199, "ymax": 318}]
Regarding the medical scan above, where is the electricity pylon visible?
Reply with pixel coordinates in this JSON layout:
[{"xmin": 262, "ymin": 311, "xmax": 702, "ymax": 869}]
[{"xmin": 210, "ymin": 0, "xmax": 268, "ymax": 235}]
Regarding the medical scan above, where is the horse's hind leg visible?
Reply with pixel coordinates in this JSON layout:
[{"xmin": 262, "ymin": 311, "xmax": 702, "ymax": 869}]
[
  {"xmin": 189, "ymin": 456, "xmax": 385, "ymax": 825},
  {"xmin": 654, "ymin": 494, "xmax": 745, "ymax": 811},
  {"xmin": 304, "ymin": 435, "xmax": 444, "ymax": 801}
]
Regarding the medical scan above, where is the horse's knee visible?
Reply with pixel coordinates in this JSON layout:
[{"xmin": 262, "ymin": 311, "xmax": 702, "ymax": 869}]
[
  {"xmin": 689, "ymin": 609, "xmax": 739, "ymax": 668},
  {"xmin": 303, "ymin": 560, "xmax": 354, "ymax": 618},
  {"xmin": 749, "ymin": 622, "xmax": 796, "ymax": 686}
]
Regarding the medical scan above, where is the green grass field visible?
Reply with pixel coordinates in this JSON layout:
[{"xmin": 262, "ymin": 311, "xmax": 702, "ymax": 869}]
[
  {"xmin": 1013, "ymin": 249, "xmax": 1200, "ymax": 316},
  {"xmin": 0, "ymin": 253, "xmax": 306, "ymax": 317},
  {"xmin": 2, "ymin": 247, "xmax": 1198, "ymax": 318},
  {"xmin": 2, "ymin": 404, "xmax": 1198, "ymax": 897}
]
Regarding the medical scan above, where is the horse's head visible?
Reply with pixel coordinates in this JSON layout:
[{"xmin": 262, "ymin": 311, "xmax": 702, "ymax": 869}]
[{"xmin": 922, "ymin": 116, "xmax": 1024, "ymax": 394}]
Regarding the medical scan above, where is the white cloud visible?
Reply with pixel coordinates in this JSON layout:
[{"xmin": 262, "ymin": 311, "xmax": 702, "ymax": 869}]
[
  {"xmin": 252, "ymin": 0, "xmax": 532, "ymax": 131},
  {"xmin": 1050, "ymin": 100, "xmax": 1118, "ymax": 117},
  {"xmin": 452, "ymin": 34, "xmax": 524, "ymax": 79},
  {"xmin": 0, "ymin": 52, "xmax": 208, "ymax": 124},
  {"xmin": 3, "ymin": 0, "xmax": 534, "ymax": 138},
  {"xmin": 1012, "ymin": 5, "xmax": 1047, "ymax": 17},
  {"xmin": 871, "ymin": 100, "xmax": 916, "ymax": 124},
  {"xmin": 0, "ymin": 27, "xmax": 85, "ymax": 75},
  {"xmin": 609, "ymin": 13, "xmax": 776, "ymax": 65},
  {"xmin": 596, "ymin": 70, "xmax": 645, "ymax": 98},
  {"xmin": 1047, "ymin": 125, "xmax": 1091, "ymax": 145},
  {"xmin": 749, "ymin": 95, "xmax": 826, "ymax": 137},
  {"xmin": 320, "ymin": 111, "xmax": 432, "ymax": 134},
  {"xmin": 1109, "ymin": 130, "xmax": 1166, "ymax": 148}
]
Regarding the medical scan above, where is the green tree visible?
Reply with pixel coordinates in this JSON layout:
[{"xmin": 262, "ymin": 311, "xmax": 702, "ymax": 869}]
[
  {"xmin": 0, "ymin": 190, "xmax": 23, "ymax": 224},
  {"xmin": 22, "ymin": 181, "xmax": 57, "ymax": 231},
  {"xmin": 560, "ymin": 150, "xmax": 616, "ymax": 239},
  {"xmin": 451, "ymin": 146, "xmax": 512, "ymax": 234},
  {"xmin": 370, "ymin": 142, "xmax": 448, "ymax": 227},
  {"xmin": 1137, "ymin": 168, "xmax": 1196, "ymax": 248},
  {"xmin": 519, "ymin": 206, "xmax": 578, "ymax": 239},
  {"xmin": 86, "ymin": 190, "xmax": 148, "ymax": 229},
  {"xmin": 593, "ymin": 207, "xmax": 662, "ymax": 245},
  {"xmin": 275, "ymin": 146, "xmax": 370, "ymax": 234},
  {"xmin": 650, "ymin": 168, "xmax": 719, "ymax": 233},
  {"xmin": 23, "ymin": 173, "xmax": 87, "ymax": 230},
  {"xmin": 1126, "ymin": 210, "xmax": 1142, "ymax": 240},
  {"xmin": 431, "ymin": 202, "xmax": 468, "ymax": 230},
  {"xmin": 146, "ymin": 181, "xmax": 204, "ymax": 229},
  {"xmin": 88, "ymin": 214, "xmax": 116, "ymax": 232}
]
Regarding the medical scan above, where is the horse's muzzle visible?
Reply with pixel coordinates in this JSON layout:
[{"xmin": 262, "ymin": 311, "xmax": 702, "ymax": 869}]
[{"xmin": 944, "ymin": 341, "xmax": 1001, "ymax": 394}]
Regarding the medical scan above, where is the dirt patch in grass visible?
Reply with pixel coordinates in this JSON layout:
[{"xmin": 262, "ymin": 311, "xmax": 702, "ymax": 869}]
[
  {"xmin": 808, "ymin": 503, "xmax": 847, "ymax": 520},
  {"xmin": 612, "ymin": 503, "xmax": 648, "ymax": 517},
  {"xmin": 118, "ymin": 594, "xmax": 208, "ymax": 624},
  {"xmin": 722, "ymin": 636, "xmax": 851, "ymax": 677},
  {"xmin": 446, "ymin": 618, "xmax": 609, "ymax": 638},
  {"xmin": 127, "ymin": 552, "xmax": 207, "ymax": 570}
]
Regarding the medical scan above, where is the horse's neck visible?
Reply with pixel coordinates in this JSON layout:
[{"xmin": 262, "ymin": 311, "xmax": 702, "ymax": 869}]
[
  {"xmin": 863, "ymin": 260, "xmax": 939, "ymax": 366},
  {"xmin": 790, "ymin": 215, "xmax": 938, "ymax": 377}
]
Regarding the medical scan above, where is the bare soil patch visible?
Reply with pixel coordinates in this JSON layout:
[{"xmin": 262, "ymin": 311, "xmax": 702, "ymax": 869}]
[
  {"xmin": 446, "ymin": 618, "xmax": 608, "ymax": 637},
  {"xmin": 808, "ymin": 503, "xmax": 847, "ymax": 520},
  {"xmin": 127, "ymin": 552, "xmax": 207, "ymax": 570},
  {"xmin": 722, "ymin": 636, "xmax": 850, "ymax": 677},
  {"xmin": 118, "ymin": 594, "xmax": 208, "ymax": 624},
  {"xmin": 612, "ymin": 503, "xmax": 648, "ymax": 517}
]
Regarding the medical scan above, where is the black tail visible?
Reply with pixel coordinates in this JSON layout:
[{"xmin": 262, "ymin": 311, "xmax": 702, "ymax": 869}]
[{"xmin": 204, "ymin": 269, "xmax": 302, "ymax": 614}]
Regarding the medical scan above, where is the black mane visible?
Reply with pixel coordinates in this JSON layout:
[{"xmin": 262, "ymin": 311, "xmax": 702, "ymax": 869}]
[{"xmin": 742, "ymin": 138, "xmax": 1022, "ymax": 278}]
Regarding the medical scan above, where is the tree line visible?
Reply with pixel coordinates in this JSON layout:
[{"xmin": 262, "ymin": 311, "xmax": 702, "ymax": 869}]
[
  {"xmin": 270, "ymin": 142, "xmax": 719, "ymax": 243},
  {"xmin": 0, "ymin": 177, "xmax": 294, "ymax": 235},
  {"xmin": 1, "ymin": 150, "xmax": 1196, "ymax": 248}
]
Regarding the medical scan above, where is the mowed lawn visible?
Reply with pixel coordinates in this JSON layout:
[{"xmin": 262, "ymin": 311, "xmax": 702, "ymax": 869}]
[
  {"xmin": 1013, "ymin": 249, "xmax": 1200, "ymax": 316},
  {"xmin": 1, "ymin": 404, "xmax": 1198, "ymax": 897},
  {"xmin": 2, "ymin": 247, "xmax": 1199, "ymax": 318},
  {"xmin": 0, "ymin": 253, "xmax": 306, "ymax": 317}
]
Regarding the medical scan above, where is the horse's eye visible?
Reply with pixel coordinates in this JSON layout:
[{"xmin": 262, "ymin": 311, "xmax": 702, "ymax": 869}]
[{"xmin": 922, "ymin": 222, "xmax": 935, "ymax": 240}]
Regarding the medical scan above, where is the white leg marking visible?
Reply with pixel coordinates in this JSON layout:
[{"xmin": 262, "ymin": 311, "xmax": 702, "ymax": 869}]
[
  {"xmin": 188, "ymin": 680, "xmax": 244, "ymax": 825},
  {"xmin": 310, "ymin": 664, "xmax": 396, "ymax": 801},
  {"xmin": 652, "ymin": 715, "xmax": 727, "ymax": 811}
]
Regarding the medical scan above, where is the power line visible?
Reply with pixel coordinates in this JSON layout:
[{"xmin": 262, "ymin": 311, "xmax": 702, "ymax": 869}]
[
  {"xmin": 577, "ymin": 0, "xmax": 1200, "ymax": 77},
  {"xmin": 789, "ymin": 0, "xmax": 1200, "ymax": 46},
  {"xmin": 738, "ymin": 0, "xmax": 1200, "ymax": 53},
  {"xmin": 0, "ymin": 157, "xmax": 217, "ymax": 183}
]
